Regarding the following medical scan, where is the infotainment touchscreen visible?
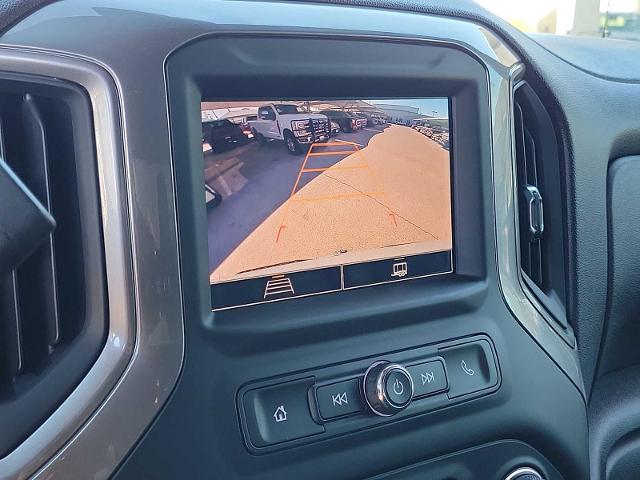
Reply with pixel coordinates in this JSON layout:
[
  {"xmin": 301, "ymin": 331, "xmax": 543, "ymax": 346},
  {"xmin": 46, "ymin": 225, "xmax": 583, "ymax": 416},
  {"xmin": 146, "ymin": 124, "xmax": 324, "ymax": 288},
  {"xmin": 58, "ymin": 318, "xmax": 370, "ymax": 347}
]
[{"xmin": 203, "ymin": 99, "xmax": 453, "ymax": 310}]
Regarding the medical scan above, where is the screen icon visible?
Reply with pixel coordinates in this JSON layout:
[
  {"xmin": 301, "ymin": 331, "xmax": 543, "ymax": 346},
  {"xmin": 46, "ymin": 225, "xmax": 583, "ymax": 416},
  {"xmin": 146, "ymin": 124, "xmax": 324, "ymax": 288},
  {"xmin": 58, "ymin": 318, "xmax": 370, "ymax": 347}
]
[
  {"xmin": 332, "ymin": 392, "xmax": 348, "ymax": 406},
  {"xmin": 273, "ymin": 405, "xmax": 288, "ymax": 423},
  {"xmin": 391, "ymin": 261, "xmax": 408, "ymax": 278},
  {"xmin": 264, "ymin": 275, "xmax": 295, "ymax": 299},
  {"xmin": 421, "ymin": 371, "xmax": 435, "ymax": 385},
  {"xmin": 392, "ymin": 378, "xmax": 405, "ymax": 395},
  {"xmin": 461, "ymin": 360, "xmax": 475, "ymax": 376}
]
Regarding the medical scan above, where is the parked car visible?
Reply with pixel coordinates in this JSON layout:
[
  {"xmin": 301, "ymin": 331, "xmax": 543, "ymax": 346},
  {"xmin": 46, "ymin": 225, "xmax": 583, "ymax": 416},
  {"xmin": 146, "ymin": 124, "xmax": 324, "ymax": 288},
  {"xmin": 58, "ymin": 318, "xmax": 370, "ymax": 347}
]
[
  {"xmin": 249, "ymin": 103, "xmax": 330, "ymax": 154},
  {"xmin": 351, "ymin": 112, "xmax": 369, "ymax": 128},
  {"xmin": 202, "ymin": 119, "xmax": 247, "ymax": 152},
  {"xmin": 320, "ymin": 110, "xmax": 357, "ymax": 133},
  {"xmin": 330, "ymin": 120, "xmax": 341, "ymax": 136},
  {"xmin": 232, "ymin": 114, "xmax": 257, "ymax": 140}
]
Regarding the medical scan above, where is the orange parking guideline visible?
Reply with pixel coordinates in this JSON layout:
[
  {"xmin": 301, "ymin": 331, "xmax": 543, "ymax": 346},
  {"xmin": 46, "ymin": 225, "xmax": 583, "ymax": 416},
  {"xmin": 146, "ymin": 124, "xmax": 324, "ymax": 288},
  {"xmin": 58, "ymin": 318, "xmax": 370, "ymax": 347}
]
[
  {"xmin": 301, "ymin": 165, "xmax": 367, "ymax": 173},
  {"xmin": 275, "ymin": 138, "xmax": 397, "ymax": 243},
  {"xmin": 289, "ymin": 143, "xmax": 316, "ymax": 197},
  {"xmin": 290, "ymin": 192, "xmax": 385, "ymax": 202}
]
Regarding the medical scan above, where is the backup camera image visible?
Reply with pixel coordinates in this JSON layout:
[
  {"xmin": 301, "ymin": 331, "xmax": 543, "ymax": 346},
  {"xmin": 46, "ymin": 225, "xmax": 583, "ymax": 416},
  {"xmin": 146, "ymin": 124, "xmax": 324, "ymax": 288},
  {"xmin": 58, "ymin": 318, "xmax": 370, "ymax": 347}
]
[{"xmin": 203, "ymin": 99, "xmax": 453, "ymax": 309}]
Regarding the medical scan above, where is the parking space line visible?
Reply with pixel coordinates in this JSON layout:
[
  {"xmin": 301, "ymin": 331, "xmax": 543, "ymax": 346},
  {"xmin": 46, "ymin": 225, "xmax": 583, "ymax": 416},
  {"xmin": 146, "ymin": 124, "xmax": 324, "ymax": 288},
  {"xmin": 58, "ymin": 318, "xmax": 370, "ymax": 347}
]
[
  {"xmin": 215, "ymin": 166, "xmax": 233, "ymax": 196},
  {"xmin": 333, "ymin": 138, "xmax": 364, "ymax": 147},
  {"xmin": 276, "ymin": 138, "xmax": 392, "ymax": 242},
  {"xmin": 302, "ymin": 165, "xmax": 367, "ymax": 173},
  {"xmin": 307, "ymin": 150, "xmax": 360, "ymax": 156}
]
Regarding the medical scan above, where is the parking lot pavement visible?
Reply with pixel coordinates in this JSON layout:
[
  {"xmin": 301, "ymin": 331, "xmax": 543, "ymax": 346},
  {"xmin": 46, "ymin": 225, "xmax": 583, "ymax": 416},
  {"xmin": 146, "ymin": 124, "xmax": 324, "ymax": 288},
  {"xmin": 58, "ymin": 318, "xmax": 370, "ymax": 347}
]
[
  {"xmin": 205, "ymin": 126, "xmax": 386, "ymax": 272},
  {"xmin": 213, "ymin": 125, "xmax": 452, "ymax": 281}
]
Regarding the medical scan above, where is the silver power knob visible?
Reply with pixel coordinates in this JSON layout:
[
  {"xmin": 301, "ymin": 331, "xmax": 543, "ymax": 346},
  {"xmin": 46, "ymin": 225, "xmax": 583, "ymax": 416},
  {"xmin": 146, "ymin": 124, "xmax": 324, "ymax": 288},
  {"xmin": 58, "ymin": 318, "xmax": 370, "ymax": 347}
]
[
  {"xmin": 504, "ymin": 467, "xmax": 544, "ymax": 480},
  {"xmin": 363, "ymin": 361, "xmax": 414, "ymax": 416}
]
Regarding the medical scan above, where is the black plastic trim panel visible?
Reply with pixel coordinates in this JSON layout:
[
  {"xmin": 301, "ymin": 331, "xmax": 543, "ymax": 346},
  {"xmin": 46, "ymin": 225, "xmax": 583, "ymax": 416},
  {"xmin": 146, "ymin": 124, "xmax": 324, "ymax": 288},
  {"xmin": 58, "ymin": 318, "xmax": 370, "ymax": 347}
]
[
  {"xmin": 237, "ymin": 335, "xmax": 500, "ymax": 454},
  {"xmin": 110, "ymin": 32, "xmax": 588, "ymax": 480}
]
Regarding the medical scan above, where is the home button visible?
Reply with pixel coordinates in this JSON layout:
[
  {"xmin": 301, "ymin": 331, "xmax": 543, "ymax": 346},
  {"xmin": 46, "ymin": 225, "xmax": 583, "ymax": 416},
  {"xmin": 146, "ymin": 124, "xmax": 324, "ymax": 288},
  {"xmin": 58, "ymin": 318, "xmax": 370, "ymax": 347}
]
[{"xmin": 242, "ymin": 378, "xmax": 324, "ymax": 447}]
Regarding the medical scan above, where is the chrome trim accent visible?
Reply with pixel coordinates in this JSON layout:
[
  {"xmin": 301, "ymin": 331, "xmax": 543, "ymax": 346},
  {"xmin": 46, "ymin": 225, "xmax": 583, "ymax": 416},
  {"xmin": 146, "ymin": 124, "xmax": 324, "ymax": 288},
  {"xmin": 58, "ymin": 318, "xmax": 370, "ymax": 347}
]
[
  {"xmin": 504, "ymin": 466, "xmax": 544, "ymax": 480},
  {"xmin": 363, "ymin": 361, "xmax": 414, "ymax": 416},
  {"xmin": 363, "ymin": 361, "xmax": 392, "ymax": 417},
  {"xmin": 0, "ymin": 48, "xmax": 184, "ymax": 480},
  {"xmin": 490, "ymin": 61, "xmax": 582, "ymax": 386}
]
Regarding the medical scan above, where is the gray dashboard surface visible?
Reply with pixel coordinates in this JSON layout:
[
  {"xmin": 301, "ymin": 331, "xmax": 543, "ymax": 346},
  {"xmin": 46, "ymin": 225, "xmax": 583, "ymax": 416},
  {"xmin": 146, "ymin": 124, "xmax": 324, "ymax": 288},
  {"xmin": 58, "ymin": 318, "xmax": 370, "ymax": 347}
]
[
  {"xmin": 530, "ymin": 34, "xmax": 640, "ymax": 83},
  {"xmin": 0, "ymin": 0, "xmax": 56, "ymax": 33},
  {"xmin": 3, "ymin": 0, "xmax": 640, "ymax": 403},
  {"xmin": 0, "ymin": 0, "xmax": 638, "ymax": 478},
  {"xmin": 307, "ymin": 0, "xmax": 640, "ymax": 397}
]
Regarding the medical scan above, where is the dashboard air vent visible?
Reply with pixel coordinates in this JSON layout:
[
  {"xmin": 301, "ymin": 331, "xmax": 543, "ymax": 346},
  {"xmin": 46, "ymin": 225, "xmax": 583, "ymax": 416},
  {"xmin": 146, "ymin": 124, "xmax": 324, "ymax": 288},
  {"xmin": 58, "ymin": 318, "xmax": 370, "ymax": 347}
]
[
  {"xmin": 0, "ymin": 75, "xmax": 107, "ymax": 457},
  {"xmin": 513, "ymin": 81, "xmax": 569, "ymax": 333}
]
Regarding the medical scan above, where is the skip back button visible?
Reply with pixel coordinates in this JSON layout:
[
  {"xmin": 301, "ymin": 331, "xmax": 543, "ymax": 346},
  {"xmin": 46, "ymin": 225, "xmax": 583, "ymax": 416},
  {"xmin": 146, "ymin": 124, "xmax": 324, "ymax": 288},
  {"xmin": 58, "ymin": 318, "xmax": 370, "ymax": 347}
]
[{"xmin": 315, "ymin": 378, "xmax": 363, "ymax": 420}]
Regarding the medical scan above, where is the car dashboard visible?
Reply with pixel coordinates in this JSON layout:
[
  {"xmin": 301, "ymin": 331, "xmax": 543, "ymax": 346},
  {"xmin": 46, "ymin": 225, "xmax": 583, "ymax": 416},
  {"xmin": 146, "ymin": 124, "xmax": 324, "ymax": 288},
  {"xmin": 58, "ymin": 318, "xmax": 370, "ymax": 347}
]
[{"xmin": 0, "ymin": 1, "xmax": 639, "ymax": 479}]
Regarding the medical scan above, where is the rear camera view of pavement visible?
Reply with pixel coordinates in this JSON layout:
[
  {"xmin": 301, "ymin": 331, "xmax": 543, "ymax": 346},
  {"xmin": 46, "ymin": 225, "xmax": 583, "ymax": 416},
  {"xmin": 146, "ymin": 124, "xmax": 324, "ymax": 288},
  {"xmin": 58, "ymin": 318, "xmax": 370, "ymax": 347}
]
[{"xmin": 203, "ymin": 99, "xmax": 452, "ymax": 289}]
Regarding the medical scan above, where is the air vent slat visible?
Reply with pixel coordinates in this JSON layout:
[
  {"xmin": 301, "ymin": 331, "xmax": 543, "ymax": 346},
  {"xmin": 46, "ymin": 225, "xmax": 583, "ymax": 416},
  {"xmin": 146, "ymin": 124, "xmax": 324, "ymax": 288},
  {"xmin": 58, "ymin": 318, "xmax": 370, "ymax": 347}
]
[
  {"xmin": 524, "ymin": 129, "xmax": 538, "ymax": 186},
  {"xmin": 528, "ymin": 240, "xmax": 543, "ymax": 286},
  {"xmin": 0, "ymin": 102, "xmax": 24, "ymax": 381},
  {"xmin": 0, "ymin": 271, "xmax": 23, "ymax": 379},
  {"xmin": 514, "ymin": 102, "xmax": 527, "ymax": 187},
  {"xmin": 20, "ymin": 94, "xmax": 60, "ymax": 349},
  {"xmin": 513, "ymin": 81, "xmax": 569, "ymax": 335}
]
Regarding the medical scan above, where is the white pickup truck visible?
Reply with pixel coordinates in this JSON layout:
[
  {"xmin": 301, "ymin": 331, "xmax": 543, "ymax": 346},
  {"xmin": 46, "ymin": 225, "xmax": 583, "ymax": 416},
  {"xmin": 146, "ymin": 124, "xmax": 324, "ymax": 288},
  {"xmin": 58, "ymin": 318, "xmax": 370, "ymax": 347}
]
[{"xmin": 249, "ymin": 103, "xmax": 331, "ymax": 154}]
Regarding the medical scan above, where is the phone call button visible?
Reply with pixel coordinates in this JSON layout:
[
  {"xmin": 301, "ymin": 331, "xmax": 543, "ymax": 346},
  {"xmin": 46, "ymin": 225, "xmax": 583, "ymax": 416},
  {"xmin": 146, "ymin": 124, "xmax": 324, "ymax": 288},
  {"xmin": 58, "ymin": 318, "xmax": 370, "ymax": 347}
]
[{"xmin": 440, "ymin": 340, "xmax": 498, "ymax": 398}]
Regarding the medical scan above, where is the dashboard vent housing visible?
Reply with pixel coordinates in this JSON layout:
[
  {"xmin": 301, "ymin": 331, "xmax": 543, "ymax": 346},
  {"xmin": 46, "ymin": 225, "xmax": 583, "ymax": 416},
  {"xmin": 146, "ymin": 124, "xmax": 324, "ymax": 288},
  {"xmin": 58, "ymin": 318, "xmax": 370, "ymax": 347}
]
[
  {"xmin": 0, "ymin": 74, "xmax": 107, "ymax": 457},
  {"xmin": 513, "ymin": 81, "xmax": 569, "ymax": 334}
]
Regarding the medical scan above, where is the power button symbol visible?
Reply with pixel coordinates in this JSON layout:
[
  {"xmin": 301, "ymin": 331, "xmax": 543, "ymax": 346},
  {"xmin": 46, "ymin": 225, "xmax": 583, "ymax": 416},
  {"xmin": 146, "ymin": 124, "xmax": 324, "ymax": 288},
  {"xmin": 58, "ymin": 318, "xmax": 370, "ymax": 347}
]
[
  {"xmin": 392, "ymin": 378, "xmax": 404, "ymax": 396},
  {"xmin": 385, "ymin": 369, "xmax": 413, "ymax": 407}
]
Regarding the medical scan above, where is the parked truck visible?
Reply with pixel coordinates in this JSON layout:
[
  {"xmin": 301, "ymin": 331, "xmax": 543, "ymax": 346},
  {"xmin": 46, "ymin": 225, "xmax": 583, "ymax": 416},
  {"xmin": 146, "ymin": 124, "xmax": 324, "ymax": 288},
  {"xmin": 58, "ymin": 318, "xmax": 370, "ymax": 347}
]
[{"xmin": 249, "ymin": 103, "xmax": 330, "ymax": 154}]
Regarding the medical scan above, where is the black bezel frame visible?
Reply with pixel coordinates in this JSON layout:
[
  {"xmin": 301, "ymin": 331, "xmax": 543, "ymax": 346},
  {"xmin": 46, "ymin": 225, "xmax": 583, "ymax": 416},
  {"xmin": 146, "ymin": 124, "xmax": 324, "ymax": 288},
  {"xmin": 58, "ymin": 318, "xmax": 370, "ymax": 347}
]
[{"xmin": 167, "ymin": 34, "xmax": 486, "ymax": 332}]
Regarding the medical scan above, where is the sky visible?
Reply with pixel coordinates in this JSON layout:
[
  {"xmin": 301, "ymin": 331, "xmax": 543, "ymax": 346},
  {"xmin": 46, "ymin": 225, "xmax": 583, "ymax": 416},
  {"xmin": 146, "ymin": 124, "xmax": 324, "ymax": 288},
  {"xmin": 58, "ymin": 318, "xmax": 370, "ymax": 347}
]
[
  {"xmin": 368, "ymin": 98, "xmax": 449, "ymax": 117},
  {"xmin": 477, "ymin": 0, "xmax": 638, "ymax": 18},
  {"xmin": 475, "ymin": 0, "xmax": 638, "ymax": 34}
]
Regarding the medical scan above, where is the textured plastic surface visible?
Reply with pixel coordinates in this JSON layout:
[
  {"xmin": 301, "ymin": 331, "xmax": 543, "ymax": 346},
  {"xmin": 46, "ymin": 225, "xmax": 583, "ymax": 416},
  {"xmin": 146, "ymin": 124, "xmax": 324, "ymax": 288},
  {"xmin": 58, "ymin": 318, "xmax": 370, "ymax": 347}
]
[
  {"xmin": 589, "ymin": 157, "xmax": 640, "ymax": 480},
  {"xmin": 367, "ymin": 440, "xmax": 561, "ymax": 479},
  {"xmin": 590, "ymin": 364, "xmax": 640, "ymax": 480},
  {"xmin": 531, "ymin": 34, "xmax": 640, "ymax": 83},
  {"xmin": 597, "ymin": 156, "xmax": 640, "ymax": 376},
  {"xmin": 0, "ymin": 0, "xmax": 56, "ymax": 34}
]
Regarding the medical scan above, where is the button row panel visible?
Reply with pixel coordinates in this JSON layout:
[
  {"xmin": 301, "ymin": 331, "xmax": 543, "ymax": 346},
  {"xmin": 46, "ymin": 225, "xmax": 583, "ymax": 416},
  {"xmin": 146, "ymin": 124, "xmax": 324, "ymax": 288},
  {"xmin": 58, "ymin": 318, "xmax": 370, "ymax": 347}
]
[{"xmin": 238, "ymin": 336, "xmax": 500, "ymax": 453}]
